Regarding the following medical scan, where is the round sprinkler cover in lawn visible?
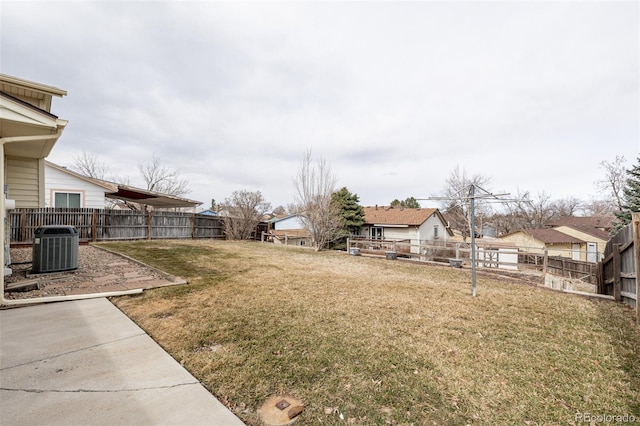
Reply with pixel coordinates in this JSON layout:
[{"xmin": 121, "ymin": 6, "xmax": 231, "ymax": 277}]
[{"xmin": 258, "ymin": 395, "xmax": 304, "ymax": 425}]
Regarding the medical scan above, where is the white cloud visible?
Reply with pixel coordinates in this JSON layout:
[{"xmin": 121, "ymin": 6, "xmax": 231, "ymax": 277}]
[{"xmin": 2, "ymin": 1, "xmax": 637, "ymax": 209}]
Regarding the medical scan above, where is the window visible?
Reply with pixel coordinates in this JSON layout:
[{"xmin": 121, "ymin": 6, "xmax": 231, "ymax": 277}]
[
  {"xmin": 434, "ymin": 225, "xmax": 439, "ymax": 239},
  {"xmin": 54, "ymin": 192, "xmax": 81, "ymax": 208},
  {"xmin": 587, "ymin": 242, "xmax": 598, "ymax": 263},
  {"xmin": 371, "ymin": 227, "xmax": 383, "ymax": 239}
]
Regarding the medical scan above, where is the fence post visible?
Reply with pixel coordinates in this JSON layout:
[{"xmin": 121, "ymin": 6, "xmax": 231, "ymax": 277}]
[
  {"xmin": 596, "ymin": 260, "xmax": 604, "ymax": 295},
  {"xmin": 633, "ymin": 213, "xmax": 640, "ymax": 325},
  {"xmin": 347, "ymin": 237, "xmax": 350, "ymax": 252},
  {"xmin": 147, "ymin": 210, "xmax": 152, "ymax": 240},
  {"xmin": 542, "ymin": 248, "xmax": 548, "ymax": 275},
  {"xmin": 191, "ymin": 213, "xmax": 196, "ymax": 239},
  {"xmin": 613, "ymin": 243, "xmax": 622, "ymax": 302},
  {"xmin": 20, "ymin": 210, "xmax": 26, "ymax": 242},
  {"xmin": 92, "ymin": 209, "xmax": 98, "ymax": 242}
]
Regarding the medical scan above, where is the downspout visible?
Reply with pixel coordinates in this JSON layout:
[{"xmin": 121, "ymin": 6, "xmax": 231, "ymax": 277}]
[{"xmin": 0, "ymin": 132, "xmax": 142, "ymax": 306}]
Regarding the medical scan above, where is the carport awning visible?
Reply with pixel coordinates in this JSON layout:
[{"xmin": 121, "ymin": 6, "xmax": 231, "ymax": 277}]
[{"xmin": 106, "ymin": 185, "xmax": 202, "ymax": 208}]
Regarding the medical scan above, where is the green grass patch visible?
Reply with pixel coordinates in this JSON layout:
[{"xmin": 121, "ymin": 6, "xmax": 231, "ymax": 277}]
[{"xmin": 105, "ymin": 240, "xmax": 640, "ymax": 425}]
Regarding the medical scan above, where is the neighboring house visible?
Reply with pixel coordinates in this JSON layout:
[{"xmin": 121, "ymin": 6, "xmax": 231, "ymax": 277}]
[
  {"xmin": 481, "ymin": 222, "xmax": 498, "ymax": 238},
  {"xmin": 269, "ymin": 214, "xmax": 310, "ymax": 246},
  {"xmin": 544, "ymin": 216, "xmax": 612, "ymax": 262},
  {"xmin": 360, "ymin": 206, "xmax": 453, "ymax": 253},
  {"xmin": 197, "ymin": 209, "xmax": 217, "ymax": 216},
  {"xmin": 499, "ymin": 228, "xmax": 601, "ymax": 262},
  {"xmin": 45, "ymin": 161, "xmax": 117, "ymax": 208},
  {"xmin": 272, "ymin": 214, "xmax": 304, "ymax": 230},
  {"xmin": 44, "ymin": 161, "xmax": 202, "ymax": 211},
  {"xmin": 549, "ymin": 225, "xmax": 608, "ymax": 263}
]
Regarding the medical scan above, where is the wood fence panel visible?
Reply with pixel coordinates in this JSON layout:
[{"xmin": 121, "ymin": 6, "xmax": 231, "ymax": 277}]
[
  {"xmin": 151, "ymin": 211, "xmax": 192, "ymax": 239},
  {"xmin": 99, "ymin": 210, "xmax": 149, "ymax": 240},
  {"xmin": 193, "ymin": 215, "xmax": 225, "ymax": 239},
  {"xmin": 631, "ymin": 214, "xmax": 640, "ymax": 325},
  {"xmin": 9, "ymin": 208, "xmax": 95, "ymax": 242},
  {"xmin": 545, "ymin": 256, "xmax": 597, "ymax": 283},
  {"xmin": 9, "ymin": 208, "xmax": 228, "ymax": 243},
  {"xmin": 598, "ymin": 214, "xmax": 638, "ymax": 324}
]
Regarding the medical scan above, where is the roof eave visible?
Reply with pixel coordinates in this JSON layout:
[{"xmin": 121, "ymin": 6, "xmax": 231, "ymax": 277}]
[{"xmin": 0, "ymin": 73, "xmax": 67, "ymax": 97}]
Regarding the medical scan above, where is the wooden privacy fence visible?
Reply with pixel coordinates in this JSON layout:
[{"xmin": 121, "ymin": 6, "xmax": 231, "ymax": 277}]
[
  {"xmin": 9, "ymin": 208, "xmax": 226, "ymax": 243},
  {"xmin": 597, "ymin": 213, "xmax": 639, "ymax": 324},
  {"xmin": 545, "ymin": 256, "xmax": 598, "ymax": 284}
]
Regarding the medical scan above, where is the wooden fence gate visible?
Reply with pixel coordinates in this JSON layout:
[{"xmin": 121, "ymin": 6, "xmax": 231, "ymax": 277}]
[{"xmin": 597, "ymin": 213, "xmax": 639, "ymax": 324}]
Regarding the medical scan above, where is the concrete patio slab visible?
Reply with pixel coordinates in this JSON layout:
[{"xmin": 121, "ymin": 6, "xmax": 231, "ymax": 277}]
[{"xmin": 0, "ymin": 298, "xmax": 245, "ymax": 426}]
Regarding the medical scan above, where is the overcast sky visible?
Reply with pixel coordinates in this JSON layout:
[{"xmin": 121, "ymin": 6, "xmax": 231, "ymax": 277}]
[{"xmin": 2, "ymin": 1, "xmax": 638, "ymax": 210}]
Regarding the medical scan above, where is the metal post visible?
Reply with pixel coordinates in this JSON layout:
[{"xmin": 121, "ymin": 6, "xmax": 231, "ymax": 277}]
[{"xmin": 470, "ymin": 184, "xmax": 477, "ymax": 297}]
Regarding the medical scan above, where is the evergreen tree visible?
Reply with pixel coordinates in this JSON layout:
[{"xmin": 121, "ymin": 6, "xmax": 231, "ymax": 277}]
[
  {"xmin": 332, "ymin": 187, "xmax": 365, "ymax": 236},
  {"xmin": 613, "ymin": 156, "xmax": 640, "ymax": 232},
  {"xmin": 390, "ymin": 197, "xmax": 421, "ymax": 208},
  {"xmin": 404, "ymin": 197, "xmax": 421, "ymax": 208}
]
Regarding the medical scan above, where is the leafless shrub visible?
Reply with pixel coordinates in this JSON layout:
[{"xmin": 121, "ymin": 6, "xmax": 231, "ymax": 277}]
[{"xmin": 222, "ymin": 190, "xmax": 271, "ymax": 240}]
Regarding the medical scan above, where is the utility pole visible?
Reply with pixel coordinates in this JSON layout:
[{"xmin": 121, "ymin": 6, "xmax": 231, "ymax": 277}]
[{"xmin": 469, "ymin": 184, "xmax": 477, "ymax": 297}]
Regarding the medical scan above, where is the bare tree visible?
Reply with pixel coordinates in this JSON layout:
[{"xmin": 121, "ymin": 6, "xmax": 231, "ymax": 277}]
[
  {"xmin": 441, "ymin": 165, "xmax": 492, "ymax": 241},
  {"xmin": 490, "ymin": 194, "xmax": 586, "ymax": 234},
  {"xmin": 293, "ymin": 150, "xmax": 342, "ymax": 251},
  {"xmin": 70, "ymin": 151, "xmax": 109, "ymax": 179},
  {"xmin": 552, "ymin": 196, "xmax": 582, "ymax": 218},
  {"xmin": 272, "ymin": 205, "xmax": 287, "ymax": 216},
  {"xmin": 596, "ymin": 155, "xmax": 627, "ymax": 211},
  {"xmin": 139, "ymin": 153, "xmax": 191, "ymax": 196},
  {"xmin": 490, "ymin": 212, "xmax": 520, "ymax": 236},
  {"xmin": 507, "ymin": 190, "xmax": 558, "ymax": 229},
  {"xmin": 581, "ymin": 198, "xmax": 616, "ymax": 217},
  {"xmin": 222, "ymin": 190, "xmax": 271, "ymax": 240}
]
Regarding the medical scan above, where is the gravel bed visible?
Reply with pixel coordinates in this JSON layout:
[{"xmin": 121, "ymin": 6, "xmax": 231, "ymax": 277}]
[{"xmin": 4, "ymin": 245, "xmax": 169, "ymax": 300}]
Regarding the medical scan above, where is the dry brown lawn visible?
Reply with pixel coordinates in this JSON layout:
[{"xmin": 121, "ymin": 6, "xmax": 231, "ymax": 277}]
[{"xmin": 103, "ymin": 240, "xmax": 640, "ymax": 425}]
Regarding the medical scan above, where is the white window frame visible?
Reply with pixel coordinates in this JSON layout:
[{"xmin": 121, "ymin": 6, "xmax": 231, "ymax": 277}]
[
  {"xmin": 53, "ymin": 191, "xmax": 83, "ymax": 208},
  {"xmin": 587, "ymin": 242, "xmax": 598, "ymax": 263},
  {"xmin": 370, "ymin": 227, "xmax": 383, "ymax": 239}
]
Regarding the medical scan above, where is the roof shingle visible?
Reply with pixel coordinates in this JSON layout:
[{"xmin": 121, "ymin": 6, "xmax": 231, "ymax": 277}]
[
  {"xmin": 363, "ymin": 206, "xmax": 438, "ymax": 226},
  {"xmin": 523, "ymin": 229, "xmax": 584, "ymax": 244},
  {"xmin": 546, "ymin": 216, "xmax": 613, "ymax": 230}
]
